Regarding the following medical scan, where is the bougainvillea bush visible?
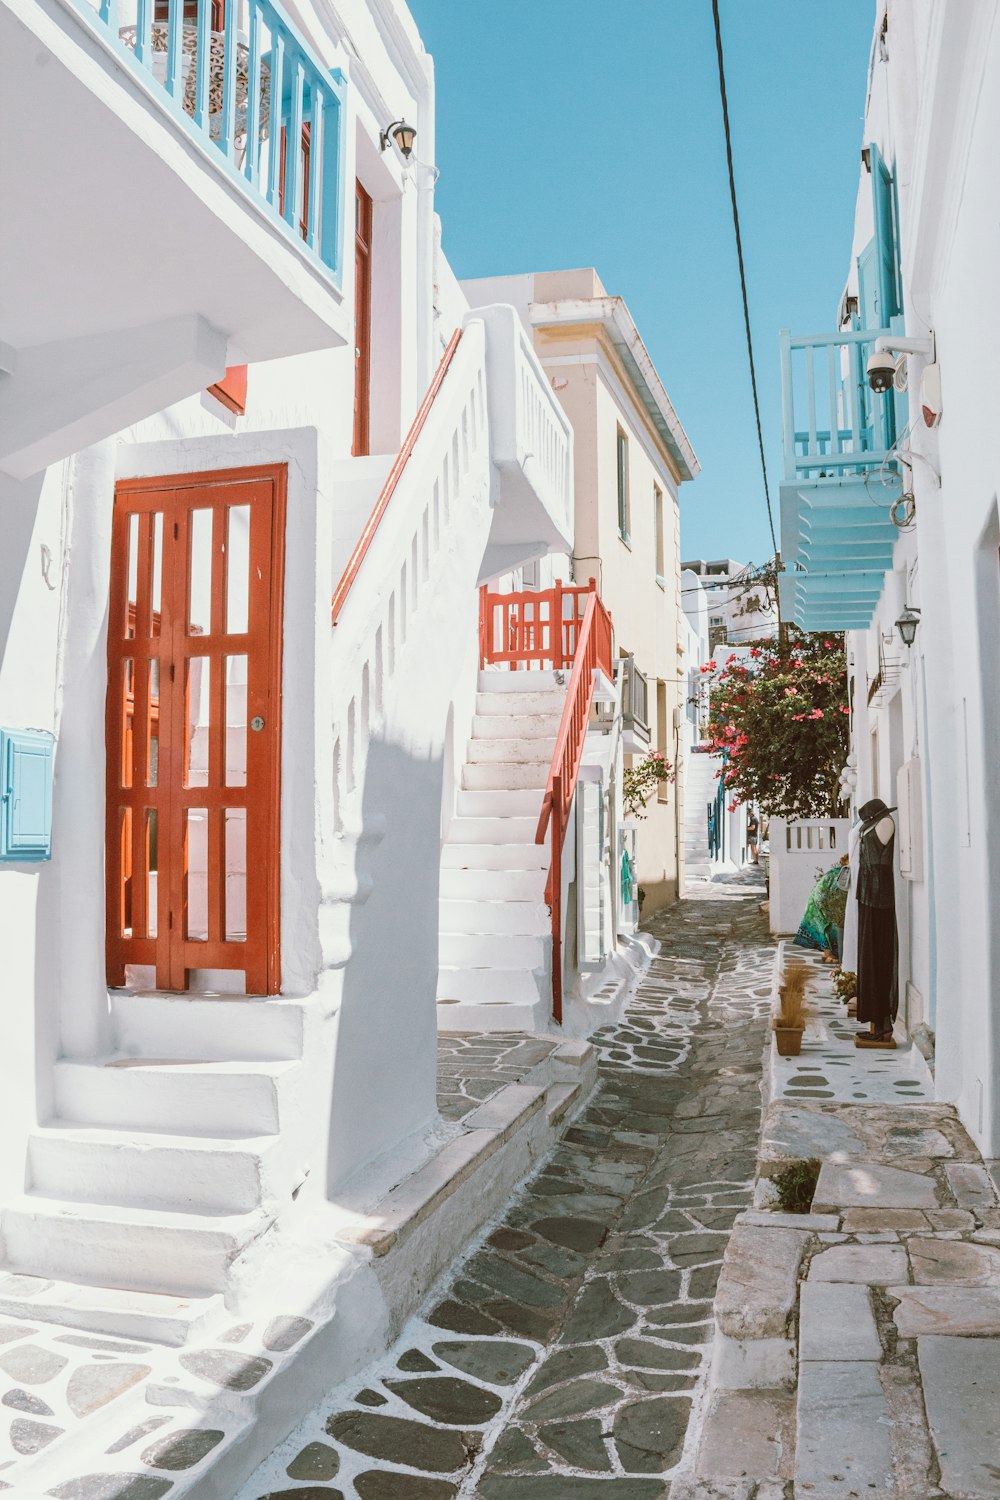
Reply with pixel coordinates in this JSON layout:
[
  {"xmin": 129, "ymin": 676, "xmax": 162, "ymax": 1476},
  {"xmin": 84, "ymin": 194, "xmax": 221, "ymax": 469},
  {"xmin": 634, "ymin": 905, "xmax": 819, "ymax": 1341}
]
[
  {"xmin": 705, "ymin": 631, "xmax": 849, "ymax": 818},
  {"xmin": 622, "ymin": 750, "xmax": 674, "ymax": 819}
]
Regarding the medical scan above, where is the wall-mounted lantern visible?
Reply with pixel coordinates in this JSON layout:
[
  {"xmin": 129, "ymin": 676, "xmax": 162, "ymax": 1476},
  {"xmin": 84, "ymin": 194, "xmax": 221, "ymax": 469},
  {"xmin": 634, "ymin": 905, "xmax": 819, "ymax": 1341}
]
[
  {"xmin": 895, "ymin": 607, "xmax": 921, "ymax": 648},
  {"xmin": 380, "ymin": 119, "xmax": 416, "ymax": 159}
]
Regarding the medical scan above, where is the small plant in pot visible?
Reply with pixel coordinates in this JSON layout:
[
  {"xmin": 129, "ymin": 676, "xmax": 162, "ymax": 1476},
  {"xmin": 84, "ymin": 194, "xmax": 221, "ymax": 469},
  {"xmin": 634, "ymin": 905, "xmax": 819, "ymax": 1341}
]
[{"xmin": 774, "ymin": 963, "xmax": 808, "ymax": 1057}]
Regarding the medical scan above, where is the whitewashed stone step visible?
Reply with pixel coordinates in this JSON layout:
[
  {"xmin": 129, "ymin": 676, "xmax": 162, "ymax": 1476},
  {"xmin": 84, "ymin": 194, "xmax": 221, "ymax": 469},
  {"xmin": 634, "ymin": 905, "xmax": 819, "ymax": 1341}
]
[
  {"xmin": 439, "ymin": 867, "xmax": 547, "ymax": 902},
  {"xmin": 547, "ymin": 1082, "xmax": 580, "ymax": 1125},
  {"xmin": 437, "ymin": 995, "xmax": 549, "ymax": 1033},
  {"xmin": 439, "ymin": 931, "xmax": 547, "ymax": 969},
  {"xmin": 476, "ymin": 690, "xmax": 565, "ymax": 715},
  {"xmin": 439, "ymin": 897, "xmax": 550, "ymax": 936},
  {"xmin": 27, "ymin": 1123, "xmax": 276, "ymax": 1214},
  {"xmin": 441, "ymin": 842, "xmax": 548, "ymax": 872},
  {"xmin": 0, "ymin": 1268, "xmax": 223, "ymax": 1345},
  {"xmin": 477, "ymin": 669, "xmax": 563, "ymax": 692},
  {"xmin": 437, "ymin": 966, "xmax": 546, "ymax": 1005},
  {"xmin": 455, "ymin": 789, "xmax": 543, "ymax": 818},
  {"xmin": 53, "ymin": 1057, "xmax": 293, "ymax": 1135},
  {"xmin": 445, "ymin": 814, "xmax": 539, "ymax": 845},
  {"xmin": 111, "ymin": 992, "xmax": 305, "ymax": 1063},
  {"xmin": 472, "ymin": 712, "xmax": 562, "ymax": 739},
  {"xmin": 468, "ymin": 737, "xmax": 557, "ymax": 764},
  {"xmin": 2, "ymin": 1194, "xmax": 272, "ymax": 1296},
  {"xmin": 462, "ymin": 761, "xmax": 549, "ymax": 791}
]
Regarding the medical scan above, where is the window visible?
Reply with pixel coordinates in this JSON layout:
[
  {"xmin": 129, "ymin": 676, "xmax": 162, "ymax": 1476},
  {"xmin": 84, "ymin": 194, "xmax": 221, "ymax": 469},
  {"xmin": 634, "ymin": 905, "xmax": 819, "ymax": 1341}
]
[
  {"xmin": 616, "ymin": 428, "xmax": 630, "ymax": 542},
  {"xmin": 654, "ymin": 485, "xmax": 664, "ymax": 581},
  {"xmin": 520, "ymin": 558, "xmax": 541, "ymax": 590}
]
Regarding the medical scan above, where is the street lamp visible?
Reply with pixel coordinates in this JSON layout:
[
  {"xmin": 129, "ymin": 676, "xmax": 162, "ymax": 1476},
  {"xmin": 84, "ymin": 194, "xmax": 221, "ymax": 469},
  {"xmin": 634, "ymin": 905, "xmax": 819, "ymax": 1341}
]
[
  {"xmin": 380, "ymin": 119, "xmax": 416, "ymax": 159},
  {"xmin": 895, "ymin": 607, "xmax": 921, "ymax": 648}
]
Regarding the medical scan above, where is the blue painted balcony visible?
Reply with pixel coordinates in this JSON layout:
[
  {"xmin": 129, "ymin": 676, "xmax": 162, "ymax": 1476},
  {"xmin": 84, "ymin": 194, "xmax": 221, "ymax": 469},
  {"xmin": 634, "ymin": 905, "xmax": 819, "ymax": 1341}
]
[
  {"xmin": 1, "ymin": 0, "xmax": 349, "ymax": 477},
  {"xmin": 777, "ymin": 327, "xmax": 907, "ymax": 631}
]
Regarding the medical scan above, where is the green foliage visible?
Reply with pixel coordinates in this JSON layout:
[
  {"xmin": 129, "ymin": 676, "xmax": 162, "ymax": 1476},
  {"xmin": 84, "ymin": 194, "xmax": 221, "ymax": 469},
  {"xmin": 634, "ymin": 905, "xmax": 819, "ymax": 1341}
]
[
  {"xmin": 623, "ymin": 750, "xmax": 674, "ymax": 819},
  {"xmin": 772, "ymin": 1159, "xmax": 821, "ymax": 1214},
  {"xmin": 705, "ymin": 630, "xmax": 849, "ymax": 818},
  {"xmin": 834, "ymin": 969, "xmax": 857, "ymax": 1001}
]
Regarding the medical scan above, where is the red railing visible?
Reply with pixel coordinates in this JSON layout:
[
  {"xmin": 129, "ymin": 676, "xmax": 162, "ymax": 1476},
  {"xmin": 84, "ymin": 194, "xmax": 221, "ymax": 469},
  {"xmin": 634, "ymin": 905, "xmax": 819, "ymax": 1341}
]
[
  {"xmin": 479, "ymin": 580, "xmax": 597, "ymax": 670},
  {"xmin": 332, "ymin": 328, "xmax": 463, "ymax": 626},
  {"xmin": 536, "ymin": 590, "xmax": 614, "ymax": 1023}
]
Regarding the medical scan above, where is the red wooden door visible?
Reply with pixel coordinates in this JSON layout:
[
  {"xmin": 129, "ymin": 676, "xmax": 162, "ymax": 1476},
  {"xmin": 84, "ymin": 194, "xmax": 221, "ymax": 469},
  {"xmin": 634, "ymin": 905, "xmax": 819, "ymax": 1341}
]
[
  {"xmin": 106, "ymin": 466, "xmax": 286, "ymax": 994},
  {"xmin": 353, "ymin": 180, "xmax": 373, "ymax": 457}
]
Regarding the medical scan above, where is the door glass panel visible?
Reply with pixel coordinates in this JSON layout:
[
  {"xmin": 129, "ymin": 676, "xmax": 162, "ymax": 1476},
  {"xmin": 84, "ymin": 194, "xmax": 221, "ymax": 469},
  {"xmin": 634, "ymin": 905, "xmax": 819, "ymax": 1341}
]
[
  {"xmin": 148, "ymin": 658, "xmax": 159, "ymax": 789},
  {"xmin": 185, "ymin": 658, "xmax": 210, "ymax": 788},
  {"xmin": 225, "ymin": 655, "xmax": 247, "ymax": 787},
  {"xmin": 226, "ymin": 506, "xmax": 250, "ymax": 635},
  {"xmin": 146, "ymin": 808, "xmax": 158, "ymax": 938},
  {"xmin": 225, "ymin": 808, "xmax": 247, "ymax": 941},
  {"xmin": 121, "ymin": 659, "xmax": 134, "ymax": 788},
  {"xmin": 126, "ymin": 514, "xmax": 139, "ymax": 639},
  {"xmin": 185, "ymin": 808, "xmax": 208, "ymax": 941},
  {"xmin": 150, "ymin": 513, "xmax": 163, "ymax": 637},
  {"xmin": 189, "ymin": 508, "xmax": 213, "ymax": 636},
  {"xmin": 120, "ymin": 807, "xmax": 133, "ymax": 935}
]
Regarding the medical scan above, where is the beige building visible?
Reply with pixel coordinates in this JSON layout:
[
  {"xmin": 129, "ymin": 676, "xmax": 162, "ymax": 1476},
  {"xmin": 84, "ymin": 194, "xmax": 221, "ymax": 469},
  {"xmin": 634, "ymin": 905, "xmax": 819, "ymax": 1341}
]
[{"xmin": 464, "ymin": 267, "xmax": 699, "ymax": 913}]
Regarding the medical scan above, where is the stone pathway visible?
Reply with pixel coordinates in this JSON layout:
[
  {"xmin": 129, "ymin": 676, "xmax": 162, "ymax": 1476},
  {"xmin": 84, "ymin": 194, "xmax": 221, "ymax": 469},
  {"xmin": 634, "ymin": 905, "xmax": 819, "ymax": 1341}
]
[{"xmin": 242, "ymin": 876, "xmax": 773, "ymax": 1499}]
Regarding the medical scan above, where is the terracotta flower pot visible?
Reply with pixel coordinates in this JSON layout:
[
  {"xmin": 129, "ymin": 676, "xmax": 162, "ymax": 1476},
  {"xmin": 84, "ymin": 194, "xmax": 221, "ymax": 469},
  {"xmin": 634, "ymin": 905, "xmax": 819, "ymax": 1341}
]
[{"xmin": 773, "ymin": 1025, "xmax": 804, "ymax": 1057}]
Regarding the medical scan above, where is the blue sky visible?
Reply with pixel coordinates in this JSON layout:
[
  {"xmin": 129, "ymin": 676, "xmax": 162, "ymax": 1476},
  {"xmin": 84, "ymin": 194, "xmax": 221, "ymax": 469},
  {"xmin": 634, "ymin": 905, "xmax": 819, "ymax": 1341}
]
[{"xmin": 407, "ymin": 0, "xmax": 875, "ymax": 565}]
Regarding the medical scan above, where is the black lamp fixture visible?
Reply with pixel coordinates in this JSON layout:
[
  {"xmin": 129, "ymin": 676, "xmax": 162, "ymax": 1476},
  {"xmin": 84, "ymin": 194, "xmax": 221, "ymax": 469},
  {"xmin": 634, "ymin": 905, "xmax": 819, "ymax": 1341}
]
[
  {"xmin": 380, "ymin": 119, "xmax": 416, "ymax": 159},
  {"xmin": 895, "ymin": 607, "xmax": 921, "ymax": 647}
]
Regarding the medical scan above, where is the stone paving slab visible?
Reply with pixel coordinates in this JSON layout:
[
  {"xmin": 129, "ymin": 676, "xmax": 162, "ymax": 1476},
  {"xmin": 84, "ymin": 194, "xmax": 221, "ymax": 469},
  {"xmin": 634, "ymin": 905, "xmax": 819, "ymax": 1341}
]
[
  {"xmin": 696, "ymin": 1389, "xmax": 795, "ymax": 1482},
  {"xmin": 794, "ymin": 1360, "xmax": 893, "ymax": 1497},
  {"xmin": 240, "ymin": 881, "xmax": 773, "ymax": 1499},
  {"xmin": 918, "ymin": 1335, "xmax": 1000, "ymax": 1497},
  {"xmin": 798, "ymin": 1283, "xmax": 880, "ymax": 1361}
]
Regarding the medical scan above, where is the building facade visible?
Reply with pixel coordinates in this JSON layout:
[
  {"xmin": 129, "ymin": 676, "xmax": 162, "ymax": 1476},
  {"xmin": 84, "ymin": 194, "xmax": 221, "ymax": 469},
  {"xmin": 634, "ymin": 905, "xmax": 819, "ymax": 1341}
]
[
  {"xmin": 464, "ymin": 267, "xmax": 700, "ymax": 916},
  {"xmin": 778, "ymin": 0, "xmax": 1000, "ymax": 1157}
]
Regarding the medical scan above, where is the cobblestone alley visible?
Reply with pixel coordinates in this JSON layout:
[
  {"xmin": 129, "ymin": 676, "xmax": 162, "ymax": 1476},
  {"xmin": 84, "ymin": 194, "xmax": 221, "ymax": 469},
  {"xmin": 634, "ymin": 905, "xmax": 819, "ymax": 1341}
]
[{"xmin": 244, "ymin": 874, "xmax": 774, "ymax": 1499}]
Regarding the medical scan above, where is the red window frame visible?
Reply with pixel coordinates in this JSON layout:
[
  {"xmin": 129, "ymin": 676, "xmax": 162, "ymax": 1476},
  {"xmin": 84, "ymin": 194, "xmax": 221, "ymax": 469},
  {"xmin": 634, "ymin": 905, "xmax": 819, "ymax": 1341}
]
[{"xmin": 353, "ymin": 180, "xmax": 373, "ymax": 457}]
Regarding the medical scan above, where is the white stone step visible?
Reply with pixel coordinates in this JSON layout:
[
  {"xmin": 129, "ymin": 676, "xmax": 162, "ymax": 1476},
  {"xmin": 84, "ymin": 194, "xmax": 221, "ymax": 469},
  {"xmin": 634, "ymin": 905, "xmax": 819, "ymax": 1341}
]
[
  {"xmin": 439, "ymin": 867, "xmax": 547, "ymax": 901},
  {"xmin": 439, "ymin": 897, "xmax": 550, "ymax": 936},
  {"xmin": 1, "ymin": 1194, "xmax": 271, "ymax": 1296},
  {"xmin": 446, "ymin": 815, "xmax": 540, "ymax": 844},
  {"xmin": 456, "ymin": 789, "xmax": 543, "ymax": 818},
  {"xmin": 476, "ymin": 690, "xmax": 565, "ymax": 715},
  {"xmin": 437, "ymin": 996, "xmax": 550, "ymax": 1032},
  {"xmin": 0, "ymin": 1270, "xmax": 223, "ymax": 1346},
  {"xmin": 27, "ymin": 1123, "xmax": 275, "ymax": 1214},
  {"xmin": 439, "ymin": 932, "xmax": 548, "ymax": 969},
  {"xmin": 468, "ymin": 737, "xmax": 557, "ymax": 763},
  {"xmin": 111, "ymin": 993, "xmax": 304, "ymax": 1063},
  {"xmin": 462, "ymin": 761, "xmax": 549, "ymax": 791},
  {"xmin": 478, "ymin": 669, "xmax": 563, "ymax": 692},
  {"xmin": 547, "ymin": 1081, "xmax": 581, "ymax": 1125},
  {"xmin": 437, "ymin": 966, "xmax": 547, "ymax": 1005},
  {"xmin": 472, "ymin": 712, "xmax": 561, "ymax": 739},
  {"xmin": 53, "ymin": 1057, "xmax": 292, "ymax": 1135},
  {"xmin": 441, "ymin": 842, "xmax": 549, "ymax": 872}
]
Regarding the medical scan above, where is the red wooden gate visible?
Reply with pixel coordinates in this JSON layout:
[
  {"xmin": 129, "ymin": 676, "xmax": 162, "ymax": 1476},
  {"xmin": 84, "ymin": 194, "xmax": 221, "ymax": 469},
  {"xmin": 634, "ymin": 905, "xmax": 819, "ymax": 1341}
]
[{"xmin": 106, "ymin": 466, "xmax": 286, "ymax": 994}]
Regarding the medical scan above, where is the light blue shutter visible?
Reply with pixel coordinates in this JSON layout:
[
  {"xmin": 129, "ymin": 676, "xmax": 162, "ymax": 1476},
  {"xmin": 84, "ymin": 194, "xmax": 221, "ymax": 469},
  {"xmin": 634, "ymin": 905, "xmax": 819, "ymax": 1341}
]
[{"xmin": 0, "ymin": 730, "xmax": 54, "ymax": 861}]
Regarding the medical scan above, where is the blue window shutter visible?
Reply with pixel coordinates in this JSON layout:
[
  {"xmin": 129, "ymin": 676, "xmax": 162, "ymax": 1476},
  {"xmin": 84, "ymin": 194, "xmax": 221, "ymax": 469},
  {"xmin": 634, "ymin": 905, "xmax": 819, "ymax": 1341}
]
[
  {"xmin": 0, "ymin": 730, "xmax": 54, "ymax": 861},
  {"xmin": 868, "ymin": 143, "xmax": 901, "ymax": 322}
]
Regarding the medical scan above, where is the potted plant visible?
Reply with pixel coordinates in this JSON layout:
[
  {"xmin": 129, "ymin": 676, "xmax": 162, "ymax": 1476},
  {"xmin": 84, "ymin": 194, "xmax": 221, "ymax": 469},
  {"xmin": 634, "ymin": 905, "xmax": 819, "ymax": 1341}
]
[{"xmin": 773, "ymin": 963, "xmax": 808, "ymax": 1056}]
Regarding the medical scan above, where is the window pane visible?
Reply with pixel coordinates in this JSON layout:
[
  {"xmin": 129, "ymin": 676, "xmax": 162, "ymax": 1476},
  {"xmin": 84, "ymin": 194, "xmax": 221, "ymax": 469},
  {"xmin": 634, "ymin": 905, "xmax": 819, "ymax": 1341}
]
[
  {"xmin": 189, "ymin": 508, "xmax": 213, "ymax": 636},
  {"xmin": 225, "ymin": 655, "xmax": 247, "ymax": 787},
  {"xmin": 146, "ymin": 809, "xmax": 158, "ymax": 938},
  {"xmin": 126, "ymin": 514, "xmax": 139, "ymax": 639},
  {"xmin": 121, "ymin": 659, "xmax": 134, "ymax": 788},
  {"xmin": 225, "ymin": 808, "xmax": 247, "ymax": 942},
  {"xmin": 185, "ymin": 809, "xmax": 208, "ymax": 941},
  {"xmin": 150, "ymin": 512, "xmax": 163, "ymax": 636},
  {"xmin": 226, "ymin": 505, "xmax": 250, "ymax": 635},
  {"xmin": 185, "ymin": 657, "xmax": 210, "ymax": 788}
]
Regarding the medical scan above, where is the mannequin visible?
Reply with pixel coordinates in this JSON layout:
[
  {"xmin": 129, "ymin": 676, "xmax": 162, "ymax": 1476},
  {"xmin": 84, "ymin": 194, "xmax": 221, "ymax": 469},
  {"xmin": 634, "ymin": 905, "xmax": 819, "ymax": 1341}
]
[{"xmin": 854, "ymin": 797, "xmax": 898, "ymax": 1048}]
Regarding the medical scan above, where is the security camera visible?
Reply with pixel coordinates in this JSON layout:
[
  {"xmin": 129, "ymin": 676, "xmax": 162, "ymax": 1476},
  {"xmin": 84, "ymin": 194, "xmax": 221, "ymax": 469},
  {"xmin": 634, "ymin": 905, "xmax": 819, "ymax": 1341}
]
[{"xmin": 866, "ymin": 350, "xmax": 897, "ymax": 394}]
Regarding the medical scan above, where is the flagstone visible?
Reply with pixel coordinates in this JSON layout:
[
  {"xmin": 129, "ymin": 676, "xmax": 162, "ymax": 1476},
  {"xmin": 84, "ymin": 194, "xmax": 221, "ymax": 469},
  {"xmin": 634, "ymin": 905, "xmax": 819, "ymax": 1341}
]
[{"xmin": 918, "ymin": 1335, "xmax": 1000, "ymax": 1496}]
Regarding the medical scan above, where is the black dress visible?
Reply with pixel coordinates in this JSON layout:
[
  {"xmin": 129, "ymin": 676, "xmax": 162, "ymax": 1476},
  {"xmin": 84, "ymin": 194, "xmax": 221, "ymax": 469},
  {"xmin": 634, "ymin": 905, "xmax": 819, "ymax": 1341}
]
[{"xmin": 856, "ymin": 821, "xmax": 898, "ymax": 1030}]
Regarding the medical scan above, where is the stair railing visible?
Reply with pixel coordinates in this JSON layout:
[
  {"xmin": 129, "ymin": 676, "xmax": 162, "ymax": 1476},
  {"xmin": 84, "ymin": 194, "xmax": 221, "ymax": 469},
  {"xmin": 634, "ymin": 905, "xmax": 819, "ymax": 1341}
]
[
  {"xmin": 479, "ymin": 580, "xmax": 596, "ymax": 670},
  {"xmin": 534, "ymin": 589, "xmax": 613, "ymax": 1023}
]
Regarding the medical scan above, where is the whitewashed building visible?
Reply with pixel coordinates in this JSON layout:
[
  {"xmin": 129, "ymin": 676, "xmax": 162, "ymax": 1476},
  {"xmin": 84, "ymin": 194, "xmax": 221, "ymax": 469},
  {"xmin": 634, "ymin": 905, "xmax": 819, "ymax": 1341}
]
[
  {"xmin": 778, "ymin": 0, "xmax": 1000, "ymax": 1158},
  {"xmin": 680, "ymin": 557, "xmax": 779, "ymax": 652},
  {"xmin": 0, "ymin": 0, "xmax": 643, "ymax": 1485}
]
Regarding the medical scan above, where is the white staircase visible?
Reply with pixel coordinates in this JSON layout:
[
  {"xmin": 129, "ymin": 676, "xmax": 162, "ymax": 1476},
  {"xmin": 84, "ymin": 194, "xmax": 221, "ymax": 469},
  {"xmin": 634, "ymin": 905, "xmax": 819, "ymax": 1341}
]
[
  {"xmin": 682, "ymin": 747, "xmax": 722, "ymax": 883},
  {"xmin": 438, "ymin": 671, "xmax": 565, "ymax": 1031},
  {"xmin": 0, "ymin": 994, "xmax": 306, "ymax": 1343}
]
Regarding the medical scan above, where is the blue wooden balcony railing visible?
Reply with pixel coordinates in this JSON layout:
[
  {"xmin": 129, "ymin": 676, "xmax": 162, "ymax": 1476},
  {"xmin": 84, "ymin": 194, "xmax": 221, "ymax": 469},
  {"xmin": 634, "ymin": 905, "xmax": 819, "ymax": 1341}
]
[
  {"xmin": 779, "ymin": 327, "xmax": 907, "ymax": 484},
  {"xmin": 71, "ymin": 0, "xmax": 345, "ymax": 283}
]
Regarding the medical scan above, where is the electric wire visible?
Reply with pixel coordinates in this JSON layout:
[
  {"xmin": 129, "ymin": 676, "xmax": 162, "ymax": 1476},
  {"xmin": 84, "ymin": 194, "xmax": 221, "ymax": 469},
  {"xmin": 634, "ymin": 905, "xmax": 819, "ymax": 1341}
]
[{"xmin": 711, "ymin": 0, "xmax": 779, "ymax": 559}]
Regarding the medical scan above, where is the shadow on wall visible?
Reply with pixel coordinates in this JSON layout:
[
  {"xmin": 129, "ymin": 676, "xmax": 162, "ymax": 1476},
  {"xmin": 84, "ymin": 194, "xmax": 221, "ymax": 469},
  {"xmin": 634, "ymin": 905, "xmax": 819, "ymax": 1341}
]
[
  {"xmin": 0, "ymin": 472, "xmax": 45, "ymax": 666},
  {"xmin": 324, "ymin": 731, "xmax": 445, "ymax": 1197}
]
